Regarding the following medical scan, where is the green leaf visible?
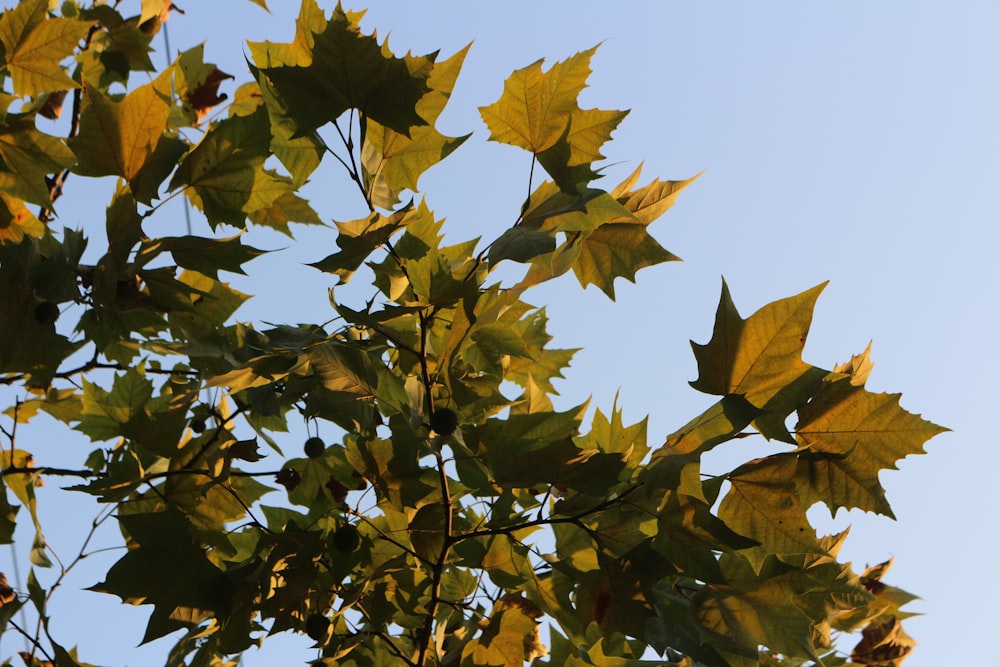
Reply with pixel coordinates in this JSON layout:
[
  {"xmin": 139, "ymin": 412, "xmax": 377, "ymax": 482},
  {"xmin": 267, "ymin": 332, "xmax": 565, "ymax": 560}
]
[
  {"xmin": 167, "ymin": 270, "xmax": 251, "ymax": 343},
  {"xmin": 659, "ymin": 395, "xmax": 759, "ymax": 457},
  {"xmin": 0, "ymin": 0, "xmax": 92, "ymax": 97},
  {"xmin": 488, "ymin": 226, "xmax": 556, "ymax": 265},
  {"xmin": 470, "ymin": 406, "xmax": 627, "ymax": 496},
  {"xmin": 651, "ymin": 492, "xmax": 758, "ymax": 582},
  {"xmin": 345, "ymin": 430, "xmax": 437, "ymax": 511},
  {"xmin": 256, "ymin": 3, "xmax": 431, "ymax": 137},
  {"xmin": 140, "ymin": 234, "xmax": 267, "ymax": 279},
  {"xmin": 362, "ymin": 45, "xmax": 472, "ymax": 208},
  {"xmin": 90, "ymin": 509, "xmax": 235, "ymax": 644},
  {"xmin": 794, "ymin": 376, "xmax": 947, "ymax": 516},
  {"xmin": 611, "ymin": 164, "xmax": 703, "ymax": 226},
  {"xmin": 690, "ymin": 281, "xmax": 827, "ymax": 408},
  {"xmin": 718, "ymin": 455, "xmax": 828, "ymax": 572},
  {"xmin": 69, "ymin": 75, "xmax": 174, "ymax": 194},
  {"xmin": 479, "ymin": 46, "xmax": 597, "ymax": 155},
  {"xmin": 246, "ymin": 0, "xmax": 331, "ymax": 68},
  {"xmin": 570, "ymin": 222, "xmax": 679, "ymax": 299},
  {"xmin": 537, "ymin": 106, "xmax": 628, "ymax": 192},
  {"xmin": 480, "ymin": 46, "xmax": 629, "ymax": 192},
  {"xmin": 576, "ymin": 400, "xmax": 649, "ymax": 469},
  {"xmin": 76, "ymin": 368, "xmax": 193, "ymax": 458},
  {"xmin": 694, "ymin": 569, "xmax": 824, "ymax": 662},
  {"xmin": 642, "ymin": 395, "xmax": 760, "ymax": 501},
  {"xmin": 305, "ymin": 340, "xmax": 377, "ymax": 396},
  {"xmin": 247, "ymin": 191, "xmax": 323, "ymax": 236},
  {"xmin": 309, "ymin": 204, "xmax": 415, "ymax": 283},
  {"xmin": 461, "ymin": 594, "xmax": 547, "ymax": 666},
  {"xmin": 516, "ymin": 168, "xmax": 699, "ymax": 295},
  {"xmin": 0, "ymin": 115, "xmax": 76, "ymax": 208},
  {"xmin": 168, "ymin": 108, "xmax": 291, "ymax": 227}
]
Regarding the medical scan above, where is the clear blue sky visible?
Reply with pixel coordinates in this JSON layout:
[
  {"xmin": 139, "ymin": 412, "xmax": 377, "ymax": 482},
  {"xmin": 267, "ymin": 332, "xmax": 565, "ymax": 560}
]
[{"xmin": 3, "ymin": 1, "xmax": 997, "ymax": 665}]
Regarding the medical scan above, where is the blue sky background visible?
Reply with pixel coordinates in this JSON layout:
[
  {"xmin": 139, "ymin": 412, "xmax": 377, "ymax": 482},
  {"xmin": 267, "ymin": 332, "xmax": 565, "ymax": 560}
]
[{"xmin": 1, "ymin": 1, "xmax": 997, "ymax": 665}]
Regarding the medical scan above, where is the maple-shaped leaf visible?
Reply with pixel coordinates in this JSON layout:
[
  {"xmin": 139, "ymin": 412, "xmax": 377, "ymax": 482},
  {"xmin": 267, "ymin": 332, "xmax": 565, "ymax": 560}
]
[
  {"xmin": 570, "ymin": 222, "xmax": 679, "ymax": 299},
  {"xmin": 69, "ymin": 73, "xmax": 174, "ymax": 200},
  {"xmin": 345, "ymin": 429, "xmax": 437, "ymax": 511},
  {"xmin": 718, "ymin": 454, "xmax": 828, "ymax": 572},
  {"xmin": 480, "ymin": 46, "xmax": 628, "ymax": 192},
  {"xmin": 489, "ymin": 185, "xmax": 611, "ymax": 269},
  {"xmin": 362, "ymin": 44, "xmax": 472, "ymax": 209},
  {"xmin": 166, "ymin": 270, "xmax": 250, "ymax": 351},
  {"xmin": 479, "ymin": 46, "xmax": 595, "ymax": 154},
  {"xmin": 173, "ymin": 44, "xmax": 234, "ymax": 125},
  {"xmin": 537, "ymin": 107, "xmax": 628, "ymax": 192},
  {"xmin": 75, "ymin": 368, "xmax": 194, "ymax": 458},
  {"xmin": 576, "ymin": 400, "xmax": 650, "ymax": 469},
  {"xmin": 168, "ymin": 108, "xmax": 292, "ymax": 227},
  {"xmin": 0, "ymin": 0, "xmax": 92, "ymax": 97},
  {"xmin": 247, "ymin": 191, "xmax": 323, "ymax": 236},
  {"xmin": 256, "ymin": 3, "xmax": 431, "ymax": 137},
  {"xmin": 246, "ymin": 0, "xmax": 330, "ymax": 68},
  {"xmin": 90, "ymin": 508, "xmax": 235, "ymax": 644},
  {"xmin": 140, "ymin": 234, "xmax": 266, "ymax": 279},
  {"xmin": 0, "ymin": 115, "xmax": 75, "ymax": 208},
  {"xmin": 691, "ymin": 280, "xmax": 828, "ymax": 410},
  {"xmin": 516, "ymin": 169, "xmax": 699, "ymax": 297},
  {"xmin": 611, "ymin": 164, "xmax": 705, "ymax": 225},
  {"xmin": 694, "ymin": 572, "xmax": 822, "ymax": 663},
  {"xmin": 794, "ymin": 376, "xmax": 946, "ymax": 516},
  {"xmin": 462, "ymin": 594, "xmax": 547, "ymax": 666},
  {"xmin": 309, "ymin": 204, "xmax": 416, "ymax": 283},
  {"xmin": 795, "ymin": 452, "xmax": 895, "ymax": 519}
]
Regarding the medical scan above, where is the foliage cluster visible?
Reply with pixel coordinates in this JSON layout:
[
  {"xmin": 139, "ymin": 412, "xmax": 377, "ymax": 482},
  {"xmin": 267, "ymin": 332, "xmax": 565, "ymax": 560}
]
[{"xmin": 0, "ymin": 1, "xmax": 944, "ymax": 666}]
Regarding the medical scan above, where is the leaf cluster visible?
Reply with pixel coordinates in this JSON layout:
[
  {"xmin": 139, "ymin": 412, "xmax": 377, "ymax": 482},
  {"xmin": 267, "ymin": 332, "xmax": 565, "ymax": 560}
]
[{"xmin": 0, "ymin": 2, "xmax": 943, "ymax": 667}]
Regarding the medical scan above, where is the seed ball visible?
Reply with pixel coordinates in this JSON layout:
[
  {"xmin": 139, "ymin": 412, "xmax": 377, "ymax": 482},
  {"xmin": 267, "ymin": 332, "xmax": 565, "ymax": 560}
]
[
  {"xmin": 429, "ymin": 408, "xmax": 458, "ymax": 436},
  {"xmin": 332, "ymin": 524, "xmax": 361, "ymax": 553},
  {"xmin": 304, "ymin": 436, "xmax": 325, "ymax": 459},
  {"xmin": 34, "ymin": 301, "xmax": 59, "ymax": 325},
  {"xmin": 190, "ymin": 418, "xmax": 206, "ymax": 434},
  {"xmin": 304, "ymin": 613, "xmax": 331, "ymax": 642}
]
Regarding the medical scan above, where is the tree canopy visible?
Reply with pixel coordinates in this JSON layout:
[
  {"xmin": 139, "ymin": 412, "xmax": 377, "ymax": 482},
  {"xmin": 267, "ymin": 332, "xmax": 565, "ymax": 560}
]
[{"xmin": 0, "ymin": 2, "xmax": 945, "ymax": 666}]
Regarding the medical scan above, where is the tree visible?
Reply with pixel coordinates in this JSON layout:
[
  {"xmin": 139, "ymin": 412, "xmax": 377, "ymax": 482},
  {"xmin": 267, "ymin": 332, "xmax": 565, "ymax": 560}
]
[{"xmin": 0, "ymin": 1, "xmax": 946, "ymax": 666}]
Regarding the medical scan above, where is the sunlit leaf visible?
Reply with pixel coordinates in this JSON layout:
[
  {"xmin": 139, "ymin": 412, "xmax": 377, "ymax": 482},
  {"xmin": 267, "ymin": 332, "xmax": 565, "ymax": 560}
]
[
  {"xmin": 0, "ymin": 115, "xmax": 75, "ymax": 208},
  {"xmin": 0, "ymin": 0, "xmax": 91, "ymax": 96},
  {"xmin": 719, "ymin": 454, "xmax": 828, "ymax": 572},
  {"xmin": 70, "ymin": 74, "xmax": 174, "ymax": 194},
  {"xmin": 691, "ymin": 281, "xmax": 827, "ymax": 408},
  {"xmin": 362, "ymin": 45, "xmax": 472, "ymax": 208},
  {"xmin": 168, "ymin": 108, "xmax": 291, "ymax": 227}
]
